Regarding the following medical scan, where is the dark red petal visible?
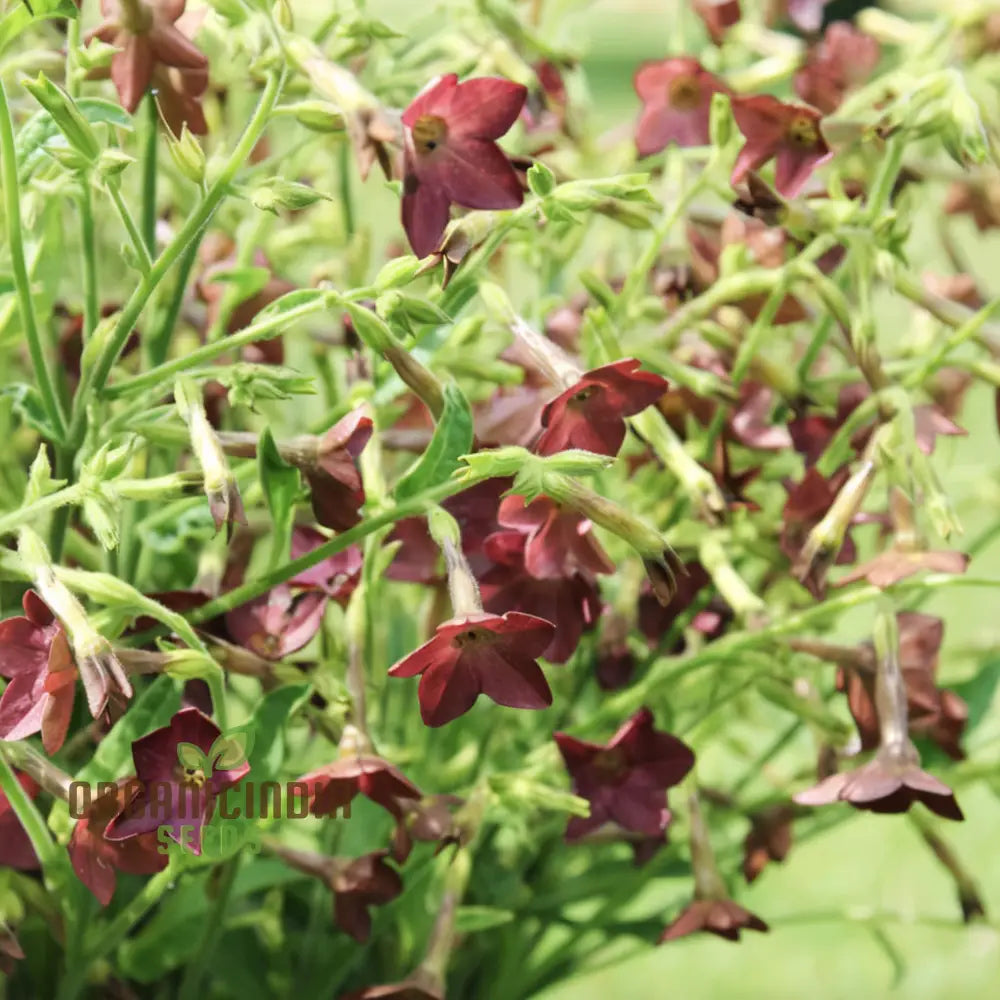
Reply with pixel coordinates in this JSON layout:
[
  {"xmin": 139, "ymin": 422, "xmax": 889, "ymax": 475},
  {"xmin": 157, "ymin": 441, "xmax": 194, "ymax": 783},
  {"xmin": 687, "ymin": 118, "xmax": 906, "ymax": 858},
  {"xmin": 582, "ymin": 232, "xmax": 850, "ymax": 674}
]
[
  {"xmin": 475, "ymin": 647, "xmax": 552, "ymax": 710},
  {"xmin": 388, "ymin": 633, "xmax": 459, "ymax": 679},
  {"xmin": 417, "ymin": 658, "xmax": 480, "ymax": 726},
  {"xmin": 402, "ymin": 73, "xmax": 459, "ymax": 127},
  {"xmin": 437, "ymin": 139, "xmax": 524, "ymax": 211},
  {"xmin": 401, "ymin": 171, "xmax": 452, "ymax": 258},
  {"xmin": 446, "ymin": 78, "xmax": 527, "ymax": 139}
]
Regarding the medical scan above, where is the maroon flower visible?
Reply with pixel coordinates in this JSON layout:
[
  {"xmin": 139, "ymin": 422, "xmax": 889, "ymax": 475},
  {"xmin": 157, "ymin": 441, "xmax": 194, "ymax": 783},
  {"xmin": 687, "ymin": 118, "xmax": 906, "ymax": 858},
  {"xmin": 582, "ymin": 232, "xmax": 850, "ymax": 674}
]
[
  {"xmin": 521, "ymin": 60, "xmax": 569, "ymax": 135},
  {"xmin": 633, "ymin": 58, "xmax": 730, "ymax": 156},
  {"xmin": 794, "ymin": 23, "xmax": 879, "ymax": 114},
  {"xmin": 105, "ymin": 708, "xmax": 250, "ymax": 853},
  {"xmin": 835, "ymin": 613, "xmax": 968, "ymax": 762},
  {"xmin": 661, "ymin": 899, "xmax": 769, "ymax": 942},
  {"xmin": 333, "ymin": 851, "xmax": 404, "ymax": 942},
  {"xmin": 496, "ymin": 494, "xmax": 614, "ymax": 579},
  {"xmin": 787, "ymin": 382, "xmax": 870, "ymax": 465},
  {"xmin": 401, "ymin": 74, "xmax": 527, "ymax": 257},
  {"xmin": 637, "ymin": 562, "xmax": 718, "ymax": 649},
  {"xmin": 388, "ymin": 611, "xmax": 556, "ymax": 727},
  {"xmin": 479, "ymin": 531, "xmax": 602, "ymax": 663},
  {"xmin": 795, "ymin": 741, "xmax": 964, "ymax": 821},
  {"xmin": 535, "ymin": 359, "xmax": 667, "ymax": 457},
  {"xmin": 299, "ymin": 754, "xmax": 422, "ymax": 821},
  {"xmin": 731, "ymin": 95, "xmax": 832, "ymax": 198},
  {"xmin": 69, "ymin": 779, "xmax": 167, "ymax": 905},
  {"xmin": 0, "ymin": 591, "xmax": 77, "ymax": 754},
  {"xmin": 595, "ymin": 612, "xmax": 635, "ymax": 691},
  {"xmin": 742, "ymin": 805, "xmax": 795, "ymax": 883},
  {"xmin": 89, "ymin": 0, "xmax": 208, "ymax": 115},
  {"xmin": 555, "ymin": 708, "xmax": 695, "ymax": 841},
  {"xmin": 225, "ymin": 586, "xmax": 327, "ymax": 661},
  {"xmin": 693, "ymin": 0, "xmax": 741, "ymax": 44},
  {"xmin": 301, "ymin": 408, "xmax": 373, "ymax": 532},
  {"xmin": 0, "ymin": 772, "xmax": 40, "ymax": 870},
  {"xmin": 288, "ymin": 526, "xmax": 363, "ymax": 605},
  {"xmin": 473, "ymin": 384, "xmax": 546, "ymax": 448},
  {"xmin": 728, "ymin": 382, "xmax": 793, "ymax": 451}
]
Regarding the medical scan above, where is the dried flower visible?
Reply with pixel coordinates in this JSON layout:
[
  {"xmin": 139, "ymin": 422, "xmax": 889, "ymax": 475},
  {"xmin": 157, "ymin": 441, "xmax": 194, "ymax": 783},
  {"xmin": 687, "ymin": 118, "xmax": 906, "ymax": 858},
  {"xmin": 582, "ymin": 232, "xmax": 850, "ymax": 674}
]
[
  {"xmin": 633, "ymin": 58, "xmax": 730, "ymax": 156},
  {"xmin": 401, "ymin": 74, "xmax": 527, "ymax": 257},
  {"xmin": 742, "ymin": 804, "xmax": 795, "ymax": 883},
  {"xmin": 661, "ymin": 899, "xmax": 769, "ymax": 942},
  {"xmin": 555, "ymin": 708, "xmax": 695, "ymax": 840}
]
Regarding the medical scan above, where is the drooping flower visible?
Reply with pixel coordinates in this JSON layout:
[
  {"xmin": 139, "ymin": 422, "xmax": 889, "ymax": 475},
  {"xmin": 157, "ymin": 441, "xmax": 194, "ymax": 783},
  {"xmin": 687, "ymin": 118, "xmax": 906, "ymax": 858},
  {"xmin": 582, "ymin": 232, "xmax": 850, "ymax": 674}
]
[
  {"xmin": 794, "ymin": 741, "xmax": 964, "ymax": 820},
  {"xmin": 595, "ymin": 611, "xmax": 636, "ymax": 691},
  {"xmin": 692, "ymin": 0, "xmax": 741, "ymax": 45},
  {"xmin": 332, "ymin": 851, "xmax": 404, "ymax": 942},
  {"xmin": 555, "ymin": 708, "xmax": 695, "ymax": 841},
  {"xmin": 730, "ymin": 95, "xmax": 832, "ymax": 198},
  {"xmin": 105, "ymin": 708, "xmax": 250, "ymax": 853},
  {"xmin": 89, "ymin": 0, "xmax": 208, "ymax": 118},
  {"xmin": 794, "ymin": 22, "xmax": 880, "ymax": 113},
  {"xmin": 478, "ymin": 531, "xmax": 602, "ymax": 663},
  {"xmin": 299, "ymin": 754, "xmax": 421, "ymax": 821},
  {"xmin": 401, "ymin": 74, "xmax": 527, "ymax": 257},
  {"xmin": 0, "ymin": 772, "xmax": 40, "ymax": 871},
  {"xmin": 742, "ymin": 805, "xmax": 795, "ymax": 883},
  {"xmin": 633, "ymin": 58, "xmax": 730, "ymax": 156},
  {"xmin": 835, "ymin": 613, "xmax": 969, "ymax": 761},
  {"xmin": 388, "ymin": 611, "xmax": 556, "ymax": 727},
  {"xmin": 535, "ymin": 359, "xmax": 668, "ymax": 457},
  {"xmin": 0, "ymin": 591, "xmax": 77, "ymax": 754},
  {"xmin": 637, "ymin": 562, "xmax": 722, "ymax": 650},
  {"xmin": 661, "ymin": 899, "xmax": 769, "ymax": 942},
  {"xmin": 69, "ymin": 779, "xmax": 167, "ymax": 905},
  {"xmin": 496, "ymin": 494, "xmax": 614, "ymax": 579}
]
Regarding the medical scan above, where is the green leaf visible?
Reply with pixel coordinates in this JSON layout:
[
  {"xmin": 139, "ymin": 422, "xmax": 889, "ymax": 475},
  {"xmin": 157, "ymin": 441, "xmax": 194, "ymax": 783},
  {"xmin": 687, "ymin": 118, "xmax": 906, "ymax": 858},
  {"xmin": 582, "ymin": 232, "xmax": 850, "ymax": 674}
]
[
  {"xmin": 0, "ymin": 0, "xmax": 78, "ymax": 58},
  {"xmin": 254, "ymin": 288, "xmax": 328, "ymax": 321},
  {"xmin": 246, "ymin": 683, "xmax": 312, "ymax": 780},
  {"xmin": 393, "ymin": 382, "xmax": 474, "ymax": 501},
  {"xmin": 1, "ymin": 383, "xmax": 56, "ymax": 439},
  {"xmin": 454, "ymin": 905, "xmax": 515, "ymax": 933},
  {"xmin": 258, "ymin": 427, "xmax": 299, "ymax": 569},
  {"xmin": 74, "ymin": 676, "xmax": 181, "ymax": 784}
]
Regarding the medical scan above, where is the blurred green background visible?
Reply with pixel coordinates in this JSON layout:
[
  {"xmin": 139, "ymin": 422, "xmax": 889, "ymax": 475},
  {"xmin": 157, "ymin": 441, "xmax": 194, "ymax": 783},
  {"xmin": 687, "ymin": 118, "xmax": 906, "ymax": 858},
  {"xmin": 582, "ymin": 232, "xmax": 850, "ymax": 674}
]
[{"xmin": 356, "ymin": 1, "xmax": 1000, "ymax": 998}]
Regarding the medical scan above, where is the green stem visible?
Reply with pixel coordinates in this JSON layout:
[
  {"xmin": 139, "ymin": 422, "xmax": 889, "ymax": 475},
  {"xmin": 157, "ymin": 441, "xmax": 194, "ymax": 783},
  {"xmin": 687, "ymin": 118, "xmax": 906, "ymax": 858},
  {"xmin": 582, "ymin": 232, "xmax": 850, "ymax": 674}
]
[
  {"xmin": 339, "ymin": 138, "xmax": 354, "ymax": 238},
  {"xmin": 105, "ymin": 293, "xmax": 332, "ymax": 399},
  {"xmin": 67, "ymin": 71, "xmax": 286, "ymax": 446},
  {"xmin": 78, "ymin": 179, "xmax": 99, "ymax": 338},
  {"xmin": 146, "ymin": 235, "xmax": 204, "ymax": 368},
  {"xmin": 141, "ymin": 93, "xmax": 158, "ymax": 255},
  {"xmin": 0, "ymin": 81, "xmax": 68, "ymax": 443},
  {"xmin": 177, "ymin": 855, "xmax": 241, "ymax": 1000},
  {"xmin": 106, "ymin": 180, "xmax": 153, "ymax": 274},
  {"xmin": 0, "ymin": 483, "xmax": 86, "ymax": 538}
]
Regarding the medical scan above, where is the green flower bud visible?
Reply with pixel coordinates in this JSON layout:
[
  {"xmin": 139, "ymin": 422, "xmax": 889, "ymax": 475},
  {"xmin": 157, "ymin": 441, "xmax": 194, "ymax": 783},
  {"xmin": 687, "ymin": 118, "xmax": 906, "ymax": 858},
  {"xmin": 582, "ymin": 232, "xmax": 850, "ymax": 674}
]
[
  {"xmin": 168, "ymin": 124, "xmax": 206, "ymax": 185},
  {"xmin": 251, "ymin": 178, "xmax": 330, "ymax": 214},
  {"xmin": 290, "ymin": 100, "xmax": 346, "ymax": 133},
  {"xmin": 97, "ymin": 149, "xmax": 134, "ymax": 179}
]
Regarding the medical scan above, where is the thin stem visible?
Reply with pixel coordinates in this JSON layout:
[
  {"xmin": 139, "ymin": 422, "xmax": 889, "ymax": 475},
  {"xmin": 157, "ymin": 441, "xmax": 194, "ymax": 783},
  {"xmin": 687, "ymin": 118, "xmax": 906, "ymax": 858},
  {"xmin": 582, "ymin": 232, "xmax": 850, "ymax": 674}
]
[
  {"xmin": 68, "ymin": 71, "xmax": 286, "ymax": 445},
  {"xmin": 0, "ymin": 483, "xmax": 86, "ymax": 538},
  {"xmin": 146, "ymin": 235, "xmax": 204, "ymax": 368},
  {"xmin": 0, "ymin": 744, "xmax": 59, "ymax": 869},
  {"xmin": 141, "ymin": 93, "xmax": 158, "ymax": 255},
  {"xmin": 107, "ymin": 181, "xmax": 153, "ymax": 274},
  {"xmin": 177, "ymin": 855, "xmax": 241, "ymax": 1000},
  {"xmin": 78, "ymin": 180, "xmax": 99, "ymax": 338},
  {"xmin": 0, "ymin": 81, "xmax": 68, "ymax": 442}
]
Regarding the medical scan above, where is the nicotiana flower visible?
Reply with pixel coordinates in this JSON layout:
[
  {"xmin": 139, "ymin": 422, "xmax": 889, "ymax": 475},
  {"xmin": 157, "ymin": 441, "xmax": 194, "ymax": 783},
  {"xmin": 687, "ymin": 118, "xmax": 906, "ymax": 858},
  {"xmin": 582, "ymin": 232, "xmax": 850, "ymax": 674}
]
[
  {"xmin": 478, "ymin": 530, "xmax": 602, "ymax": 663},
  {"xmin": 299, "ymin": 754, "xmax": 422, "ymax": 820},
  {"xmin": 69, "ymin": 779, "xmax": 167, "ymax": 905},
  {"xmin": 794, "ymin": 22, "xmax": 879, "ymax": 114},
  {"xmin": 288, "ymin": 526, "xmax": 363, "ymax": 604},
  {"xmin": 225, "ymin": 586, "xmax": 328, "ymax": 661},
  {"xmin": 661, "ymin": 899, "xmax": 769, "ymax": 942},
  {"xmin": 105, "ymin": 708, "xmax": 250, "ymax": 853},
  {"xmin": 633, "ymin": 58, "xmax": 730, "ymax": 156},
  {"xmin": 401, "ymin": 74, "xmax": 527, "ymax": 257},
  {"xmin": 388, "ymin": 611, "xmax": 556, "ymax": 727},
  {"xmin": 794, "ymin": 741, "xmax": 964, "ymax": 820},
  {"xmin": 90, "ymin": 0, "xmax": 208, "ymax": 117},
  {"xmin": 555, "ymin": 707, "xmax": 695, "ymax": 841},
  {"xmin": 730, "ymin": 95, "xmax": 832, "ymax": 198},
  {"xmin": 301, "ymin": 408, "xmax": 373, "ymax": 532},
  {"xmin": 0, "ymin": 591, "xmax": 77, "ymax": 754},
  {"xmin": 496, "ymin": 494, "xmax": 614, "ymax": 580},
  {"xmin": 742, "ymin": 804, "xmax": 795, "ymax": 883},
  {"xmin": 535, "ymin": 359, "xmax": 667, "ymax": 457},
  {"xmin": 0, "ymin": 772, "xmax": 40, "ymax": 870}
]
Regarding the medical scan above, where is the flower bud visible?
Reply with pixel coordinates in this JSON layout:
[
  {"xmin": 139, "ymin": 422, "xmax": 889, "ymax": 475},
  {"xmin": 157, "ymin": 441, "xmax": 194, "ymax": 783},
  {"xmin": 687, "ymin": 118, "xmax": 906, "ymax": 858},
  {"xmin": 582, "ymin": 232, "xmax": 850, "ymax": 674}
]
[
  {"xmin": 251, "ymin": 178, "xmax": 330, "ymax": 214},
  {"xmin": 527, "ymin": 162, "xmax": 556, "ymax": 198},
  {"xmin": 97, "ymin": 149, "xmax": 134, "ymax": 180},
  {"xmin": 174, "ymin": 377, "xmax": 247, "ymax": 534},
  {"xmin": 290, "ymin": 100, "xmax": 346, "ymax": 133},
  {"xmin": 23, "ymin": 73, "xmax": 100, "ymax": 164},
  {"xmin": 168, "ymin": 124, "xmax": 206, "ymax": 185}
]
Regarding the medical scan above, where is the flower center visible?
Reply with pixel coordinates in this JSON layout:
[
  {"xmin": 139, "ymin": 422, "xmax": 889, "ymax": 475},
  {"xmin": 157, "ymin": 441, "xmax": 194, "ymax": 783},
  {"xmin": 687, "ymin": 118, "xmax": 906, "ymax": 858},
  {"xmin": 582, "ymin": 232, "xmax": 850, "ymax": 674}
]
[
  {"xmin": 454, "ymin": 627, "xmax": 489, "ymax": 649},
  {"xmin": 667, "ymin": 75, "xmax": 701, "ymax": 112},
  {"xmin": 593, "ymin": 748, "xmax": 629, "ymax": 781},
  {"xmin": 177, "ymin": 765, "xmax": 208, "ymax": 789},
  {"xmin": 570, "ymin": 385, "xmax": 596, "ymax": 405},
  {"xmin": 411, "ymin": 115, "xmax": 448, "ymax": 155},
  {"xmin": 786, "ymin": 115, "xmax": 819, "ymax": 148}
]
